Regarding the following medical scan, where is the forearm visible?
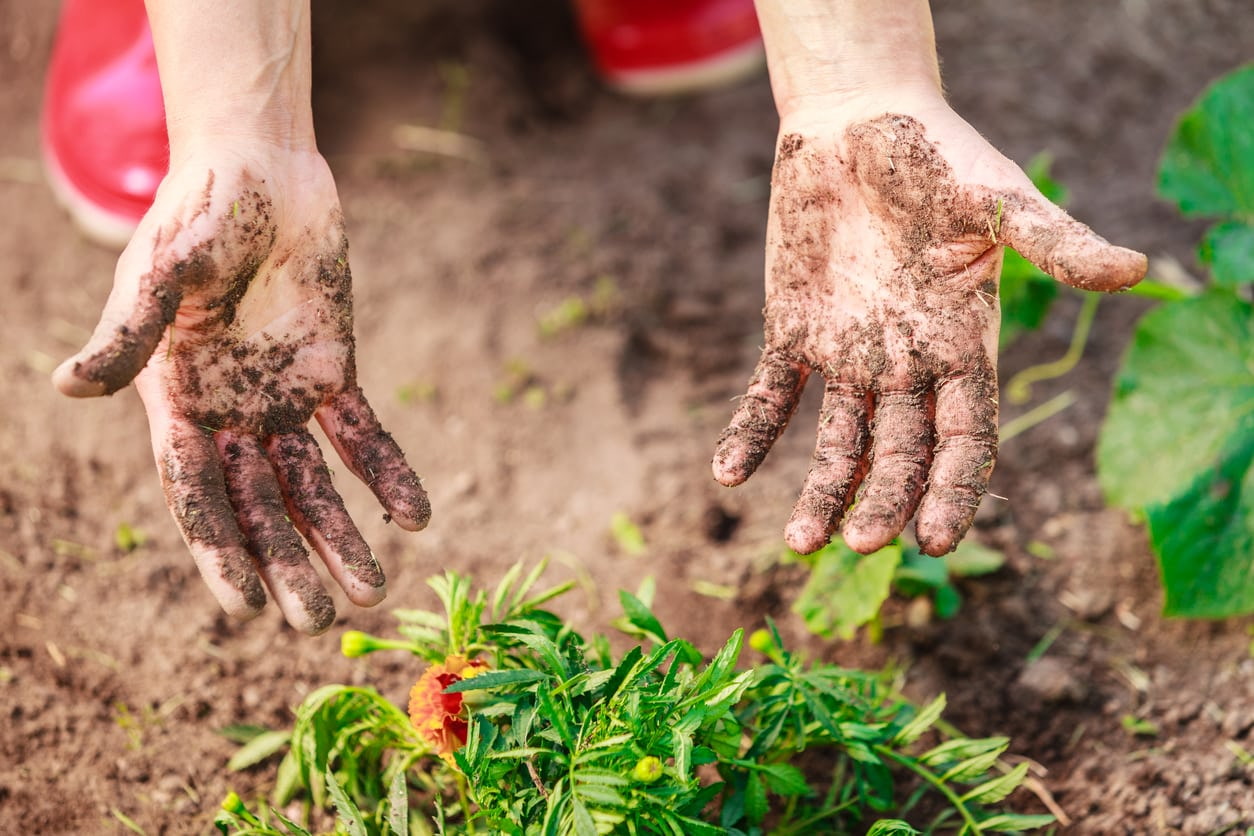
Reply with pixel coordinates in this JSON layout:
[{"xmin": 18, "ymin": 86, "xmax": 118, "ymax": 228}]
[
  {"xmin": 753, "ymin": 0, "xmax": 943, "ymax": 118},
  {"xmin": 144, "ymin": 0, "xmax": 315, "ymax": 155}
]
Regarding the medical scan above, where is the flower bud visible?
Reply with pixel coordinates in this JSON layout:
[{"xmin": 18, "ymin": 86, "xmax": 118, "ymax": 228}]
[
  {"xmin": 631, "ymin": 756, "xmax": 663, "ymax": 783},
  {"xmin": 748, "ymin": 628, "xmax": 774, "ymax": 654}
]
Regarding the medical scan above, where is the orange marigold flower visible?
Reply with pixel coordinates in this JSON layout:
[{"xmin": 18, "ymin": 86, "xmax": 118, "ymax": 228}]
[{"xmin": 408, "ymin": 654, "xmax": 488, "ymax": 762}]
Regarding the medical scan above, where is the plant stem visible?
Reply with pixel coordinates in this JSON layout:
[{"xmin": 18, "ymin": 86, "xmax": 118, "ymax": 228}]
[
  {"xmin": 998, "ymin": 390, "xmax": 1076, "ymax": 443},
  {"xmin": 874, "ymin": 745, "xmax": 982, "ymax": 835},
  {"xmin": 1004, "ymin": 292, "xmax": 1100, "ymax": 404}
]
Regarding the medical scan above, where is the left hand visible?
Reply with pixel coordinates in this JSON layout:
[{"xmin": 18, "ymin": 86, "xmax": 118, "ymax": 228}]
[{"xmin": 712, "ymin": 102, "xmax": 1146, "ymax": 556}]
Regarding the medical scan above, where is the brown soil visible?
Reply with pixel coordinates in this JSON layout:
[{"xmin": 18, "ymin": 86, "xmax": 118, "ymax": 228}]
[{"xmin": 3, "ymin": 0, "xmax": 1253, "ymax": 833}]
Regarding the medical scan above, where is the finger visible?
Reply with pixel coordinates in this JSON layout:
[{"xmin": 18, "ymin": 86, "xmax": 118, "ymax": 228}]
[
  {"xmin": 53, "ymin": 270, "xmax": 182, "ymax": 397},
  {"xmin": 998, "ymin": 192, "xmax": 1147, "ymax": 292},
  {"xmin": 915, "ymin": 371, "xmax": 998, "ymax": 556},
  {"xmin": 217, "ymin": 431, "xmax": 337, "ymax": 635},
  {"xmin": 784, "ymin": 382, "xmax": 872, "ymax": 554},
  {"xmin": 154, "ymin": 420, "xmax": 267, "ymax": 621},
  {"xmin": 267, "ymin": 429, "xmax": 387, "ymax": 607},
  {"xmin": 712, "ymin": 350, "xmax": 809, "ymax": 487},
  {"xmin": 316, "ymin": 385, "xmax": 431, "ymax": 531},
  {"xmin": 841, "ymin": 390, "xmax": 934, "ymax": 554}
]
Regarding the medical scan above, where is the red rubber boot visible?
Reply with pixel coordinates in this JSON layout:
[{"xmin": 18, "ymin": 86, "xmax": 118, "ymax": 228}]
[
  {"xmin": 42, "ymin": 0, "xmax": 167, "ymax": 249},
  {"xmin": 571, "ymin": 0, "xmax": 764, "ymax": 96}
]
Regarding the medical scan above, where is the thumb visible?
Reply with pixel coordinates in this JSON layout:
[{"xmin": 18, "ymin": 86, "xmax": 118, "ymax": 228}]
[
  {"xmin": 997, "ymin": 190, "xmax": 1147, "ymax": 292},
  {"xmin": 53, "ymin": 259, "xmax": 182, "ymax": 397}
]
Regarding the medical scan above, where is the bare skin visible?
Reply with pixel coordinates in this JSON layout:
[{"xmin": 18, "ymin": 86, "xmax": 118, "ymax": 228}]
[
  {"xmin": 713, "ymin": 104, "xmax": 1147, "ymax": 556},
  {"xmin": 54, "ymin": 151, "xmax": 430, "ymax": 635},
  {"xmin": 711, "ymin": 1, "xmax": 1147, "ymax": 557}
]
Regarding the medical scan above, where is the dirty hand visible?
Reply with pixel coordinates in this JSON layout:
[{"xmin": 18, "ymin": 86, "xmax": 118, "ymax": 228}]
[
  {"xmin": 712, "ymin": 103, "xmax": 1147, "ymax": 556},
  {"xmin": 53, "ymin": 151, "xmax": 430, "ymax": 634}
]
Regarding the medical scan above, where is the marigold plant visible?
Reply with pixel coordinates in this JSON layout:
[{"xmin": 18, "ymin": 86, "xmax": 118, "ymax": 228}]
[{"xmin": 215, "ymin": 560, "xmax": 1053, "ymax": 835}]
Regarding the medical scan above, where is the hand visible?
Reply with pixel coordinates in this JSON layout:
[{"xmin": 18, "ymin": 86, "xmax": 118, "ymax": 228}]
[
  {"xmin": 54, "ymin": 148, "xmax": 430, "ymax": 634},
  {"xmin": 713, "ymin": 103, "xmax": 1146, "ymax": 557}
]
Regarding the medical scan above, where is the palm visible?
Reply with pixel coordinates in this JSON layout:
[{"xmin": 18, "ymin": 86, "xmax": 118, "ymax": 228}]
[
  {"xmin": 57, "ymin": 153, "xmax": 429, "ymax": 634},
  {"xmin": 714, "ymin": 108, "xmax": 1146, "ymax": 557},
  {"xmin": 139, "ymin": 169, "xmax": 353, "ymax": 438}
]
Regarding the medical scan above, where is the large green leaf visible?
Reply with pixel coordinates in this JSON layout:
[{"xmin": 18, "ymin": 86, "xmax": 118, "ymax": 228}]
[
  {"xmin": 1200, "ymin": 221, "xmax": 1254, "ymax": 285},
  {"xmin": 1158, "ymin": 63, "xmax": 1254, "ymax": 219},
  {"xmin": 1098, "ymin": 290, "xmax": 1254, "ymax": 617},
  {"xmin": 1098, "ymin": 290, "xmax": 1254, "ymax": 510},
  {"xmin": 792, "ymin": 540, "xmax": 901, "ymax": 640},
  {"xmin": 1147, "ymin": 432, "xmax": 1254, "ymax": 617},
  {"xmin": 1158, "ymin": 64, "xmax": 1254, "ymax": 286}
]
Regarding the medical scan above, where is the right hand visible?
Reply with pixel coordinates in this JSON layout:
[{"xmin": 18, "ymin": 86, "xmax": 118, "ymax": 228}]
[{"xmin": 54, "ymin": 146, "xmax": 430, "ymax": 634}]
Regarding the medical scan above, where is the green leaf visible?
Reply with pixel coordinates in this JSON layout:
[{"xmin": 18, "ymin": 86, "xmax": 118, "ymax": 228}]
[
  {"xmin": 227, "ymin": 730, "xmax": 291, "ymax": 771},
  {"xmin": 570, "ymin": 797, "xmax": 598, "ymax": 836},
  {"xmin": 1099, "ymin": 291, "xmax": 1254, "ymax": 510},
  {"xmin": 793, "ymin": 539, "xmax": 902, "ymax": 640},
  {"xmin": 1200, "ymin": 220, "xmax": 1254, "ymax": 285},
  {"xmin": 892, "ymin": 693, "xmax": 945, "ymax": 746},
  {"xmin": 1158, "ymin": 64, "xmax": 1254, "ymax": 219},
  {"xmin": 933, "ymin": 584, "xmax": 962, "ymax": 620},
  {"xmin": 442, "ymin": 668, "xmax": 550, "ymax": 693},
  {"xmin": 753, "ymin": 763, "xmax": 811, "ymax": 797},
  {"xmin": 387, "ymin": 770, "xmax": 410, "ymax": 835},
  {"xmin": 944, "ymin": 540, "xmax": 1006, "ymax": 578},
  {"xmin": 867, "ymin": 821, "xmax": 921, "ymax": 836},
  {"xmin": 999, "ymin": 250, "xmax": 1058, "ymax": 349},
  {"xmin": 324, "ymin": 767, "xmax": 368, "ymax": 836},
  {"xmin": 744, "ymin": 773, "xmax": 768, "ymax": 826},
  {"xmin": 1098, "ymin": 291, "xmax": 1254, "ymax": 617},
  {"xmin": 961, "ymin": 761, "xmax": 1030, "ymax": 805},
  {"xmin": 1147, "ymin": 431, "xmax": 1254, "ymax": 617},
  {"xmin": 893, "ymin": 547, "xmax": 949, "ymax": 596},
  {"xmin": 610, "ymin": 511, "xmax": 647, "ymax": 555},
  {"xmin": 978, "ymin": 812, "xmax": 1056, "ymax": 832},
  {"xmin": 216, "ymin": 724, "xmax": 273, "ymax": 744},
  {"xmin": 618, "ymin": 590, "xmax": 668, "ymax": 644}
]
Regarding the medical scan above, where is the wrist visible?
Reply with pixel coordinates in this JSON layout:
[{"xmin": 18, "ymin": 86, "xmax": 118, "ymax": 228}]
[
  {"xmin": 754, "ymin": 0, "xmax": 943, "ymax": 119},
  {"xmin": 145, "ymin": 0, "xmax": 316, "ymax": 153}
]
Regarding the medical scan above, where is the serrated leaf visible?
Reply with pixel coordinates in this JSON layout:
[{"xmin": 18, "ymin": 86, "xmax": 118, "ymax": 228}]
[
  {"xmin": 325, "ymin": 767, "xmax": 368, "ymax": 836},
  {"xmin": 216, "ymin": 724, "xmax": 273, "ymax": 744},
  {"xmin": 961, "ymin": 761, "xmax": 1030, "ymax": 805},
  {"xmin": 227, "ymin": 730, "xmax": 291, "ymax": 772},
  {"xmin": 921, "ymin": 736, "xmax": 1008, "ymax": 767},
  {"xmin": 793, "ymin": 539, "xmax": 902, "ymax": 640},
  {"xmin": 754, "ymin": 763, "xmax": 811, "ymax": 797},
  {"xmin": 940, "ymin": 745, "xmax": 1007, "ymax": 783},
  {"xmin": 893, "ymin": 694, "xmax": 946, "ymax": 746},
  {"xmin": 442, "ymin": 668, "xmax": 549, "ymax": 693},
  {"xmin": 618, "ymin": 590, "xmax": 668, "ymax": 644},
  {"xmin": 1097, "ymin": 290, "xmax": 1254, "ymax": 617},
  {"xmin": 1158, "ymin": 64, "xmax": 1254, "ymax": 219},
  {"xmin": 978, "ymin": 812, "xmax": 1056, "ymax": 832},
  {"xmin": 744, "ymin": 773, "xmax": 767, "ymax": 826},
  {"xmin": 867, "ymin": 821, "xmax": 921, "ymax": 836},
  {"xmin": 387, "ymin": 770, "xmax": 410, "ymax": 835},
  {"xmin": 570, "ymin": 797, "xmax": 598, "ymax": 836}
]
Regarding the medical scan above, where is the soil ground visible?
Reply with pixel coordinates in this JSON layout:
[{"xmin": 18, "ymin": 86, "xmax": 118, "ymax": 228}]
[{"xmin": 2, "ymin": 1, "xmax": 1253, "ymax": 833}]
